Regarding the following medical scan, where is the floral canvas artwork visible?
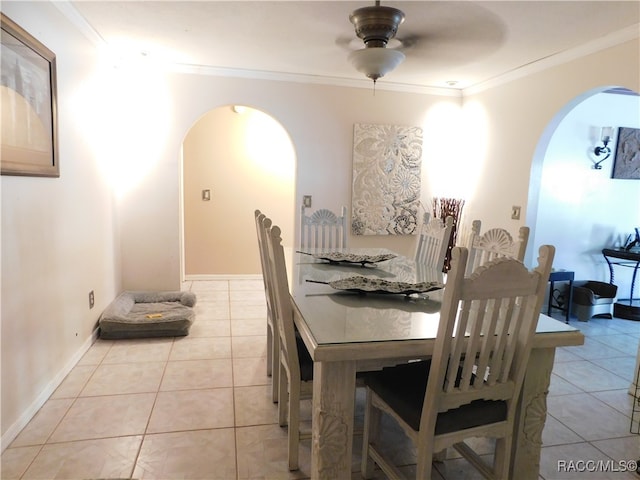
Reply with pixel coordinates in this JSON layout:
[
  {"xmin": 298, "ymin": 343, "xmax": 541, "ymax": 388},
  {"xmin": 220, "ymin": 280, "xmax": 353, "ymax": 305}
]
[{"xmin": 351, "ymin": 123, "xmax": 423, "ymax": 235}]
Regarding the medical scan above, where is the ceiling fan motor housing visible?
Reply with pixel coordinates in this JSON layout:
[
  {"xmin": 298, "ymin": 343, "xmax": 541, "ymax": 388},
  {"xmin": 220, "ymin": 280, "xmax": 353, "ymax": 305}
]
[{"xmin": 349, "ymin": 5, "xmax": 405, "ymax": 48}]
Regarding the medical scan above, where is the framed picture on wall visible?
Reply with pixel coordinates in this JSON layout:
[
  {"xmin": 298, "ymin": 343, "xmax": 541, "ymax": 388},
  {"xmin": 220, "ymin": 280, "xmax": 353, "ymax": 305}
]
[
  {"xmin": 0, "ymin": 13, "xmax": 59, "ymax": 177},
  {"xmin": 611, "ymin": 127, "xmax": 640, "ymax": 180}
]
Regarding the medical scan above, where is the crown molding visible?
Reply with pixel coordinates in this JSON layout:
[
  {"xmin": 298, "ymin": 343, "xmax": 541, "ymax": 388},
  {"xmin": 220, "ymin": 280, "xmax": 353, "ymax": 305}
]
[
  {"xmin": 52, "ymin": 0, "xmax": 104, "ymax": 46},
  {"xmin": 169, "ymin": 62, "xmax": 461, "ymax": 97},
  {"xmin": 54, "ymin": 0, "xmax": 636, "ymax": 99},
  {"xmin": 463, "ymin": 23, "xmax": 640, "ymax": 96}
]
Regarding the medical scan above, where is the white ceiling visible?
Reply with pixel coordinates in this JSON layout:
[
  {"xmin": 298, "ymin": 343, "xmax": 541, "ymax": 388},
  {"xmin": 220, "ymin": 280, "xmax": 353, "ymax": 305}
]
[{"xmin": 64, "ymin": 1, "xmax": 640, "ymax": 92}]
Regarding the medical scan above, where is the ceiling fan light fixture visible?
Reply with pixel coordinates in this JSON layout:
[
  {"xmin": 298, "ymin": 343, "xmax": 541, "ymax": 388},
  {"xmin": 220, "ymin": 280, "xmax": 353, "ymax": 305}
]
[
  {"xmin": 348, "ymin": 2, "xmax": 406, "ymax": 84},
  {"xmin": 348, "ymin": 47, "xmax": 405, "ymax": 82}
]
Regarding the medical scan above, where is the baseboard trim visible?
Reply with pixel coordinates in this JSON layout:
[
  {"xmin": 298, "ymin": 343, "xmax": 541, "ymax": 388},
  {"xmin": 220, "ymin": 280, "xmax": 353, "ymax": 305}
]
[
  {"xmin": 184, "ymin": 274, "xmax": 262, "ymax": 281},
  {"xmin": 1, "ymin": 328, "xmax": 99, "ymax": 453}
]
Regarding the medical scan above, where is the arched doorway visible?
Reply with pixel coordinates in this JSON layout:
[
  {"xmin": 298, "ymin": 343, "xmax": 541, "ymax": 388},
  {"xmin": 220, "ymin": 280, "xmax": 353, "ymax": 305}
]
[
  {"xmin": 182, "ymin": 105, "xmax": 296, "ymax": 277},
  {"xmin": 527, "ymin": 86, "xmax": 640, "ymax": 287}
]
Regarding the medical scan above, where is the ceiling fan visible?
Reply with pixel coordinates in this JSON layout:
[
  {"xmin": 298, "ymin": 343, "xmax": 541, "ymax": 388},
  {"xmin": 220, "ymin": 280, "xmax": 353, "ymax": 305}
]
[
  {"xmin": 346, "ymin": 0, "xmax": 408, "ymax": 84},
  {"xmin": 340, "ymin": 1, "xmax": 507, "ymax": 87}
]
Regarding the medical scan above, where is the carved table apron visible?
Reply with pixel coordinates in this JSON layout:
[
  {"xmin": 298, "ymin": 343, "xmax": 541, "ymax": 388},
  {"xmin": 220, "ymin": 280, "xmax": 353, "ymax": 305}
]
[{"xmin": 291, "ymin": 250, "xmax": 584, "ymax": 480}]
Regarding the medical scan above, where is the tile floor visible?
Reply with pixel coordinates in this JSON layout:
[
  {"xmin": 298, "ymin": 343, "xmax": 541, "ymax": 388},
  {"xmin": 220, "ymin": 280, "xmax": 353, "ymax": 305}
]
[{"xmin": 1, "ymin": 279, "xmax": 639, "ymax": 479}]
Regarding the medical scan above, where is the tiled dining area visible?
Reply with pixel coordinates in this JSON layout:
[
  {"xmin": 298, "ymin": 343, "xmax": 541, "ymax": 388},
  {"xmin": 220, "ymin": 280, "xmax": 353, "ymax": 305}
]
[{"xmin": 1, "ymin": 278, "xmax": 639, "ymax": 479}]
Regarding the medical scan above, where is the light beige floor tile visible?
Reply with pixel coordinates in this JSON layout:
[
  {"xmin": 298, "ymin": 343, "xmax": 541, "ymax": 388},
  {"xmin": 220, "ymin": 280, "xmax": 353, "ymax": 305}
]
[
  {"xmin": 194, "ymin": 302, "xmax": 230, "ymax": 319},
  {"xmin": 229, "ymin": 279, "xmax": 264, "ymax": 291},
  {"xmin": 10, "ymin": 399, "xmax": 74, "ymax": 447},
  {"xmin": 134, "ymin": 429, "xmax": 236, "ymax": 479},
  {"xmin": 21, "ymin": 435, "xmax": 142, "ymax": 480},
  {"xmin": 160, "ymin": 358, "xmax": 233, "ymax": 391},
  {"xmin": 236, "ymin": 424, "xmax": 310, "ymax": 479},
  {"xmin": 232, "ymin": 335, "xmax": 269, "ymax": 358},
  {"xmin": 102, "ymin": 338, "xmax": 174, "ymax": 364},
  {"xmin": 147, "ymin": 388, "xmax": 234, "ymax": 433},
  {"xmin": 591, "ymin": 436, "xmax": 640, "ymax": 471},
  {"xmin": 547, "ymin": 393, "xmax": 633, "ymax": 441},
  {"xmin": 590, "ymin": 389, "xmax": 636, "ymax": 417},
  {"xmin": 231, "ymin": 303, "xmax": 268, "ymax": 319},
  {"xmin": 190, "ymin": 280, "xmax": 229, "ymax": 292},
  {"xmin": 552, "ymin": 360, "xmax": 630, "ymax": 392},
  {"xmin": 548, "ymin": 372, "xmax": 584, "ymax": 397},
  {"xmin": 193, "ymin": 289, "xmax": 230, "ymax": 301},
  {"xmin": 565, "ymin": 336, "xmax": 631, "ymax": 361},
  {"xmin": 188, "ymin": 319, "xmax": 231, "ymax": 337},
  {"xmin": 589, "ymin": 335, "xmax": 639, "ymax": 357},
  {"xmin": 590, "ymin": 355, "xmax": 638, "ymax": 382},
  {"xmin": 230, "ymin": 289, "xmax": 267, "ymax": 304},
  {"xmin": 0, "ymin": 445, "xmax": 41, "ymax": 480},
  {"xmin": 542, "ymin": 414, "xmax": 585, "ymax": 446},
  {"xmin": 554, "ymin": 348, "xmax": 584, "ymax": 363},
  {"xmin": 76, "ymin": 339, "xmax": 113, "ymax": 366},
  {"xmin": 434, "ymin": 455, "xmax": 492, "ymax": 479},
  {"xmin": 574, "ymin": 320, "xmax": 627, "ymax": 337},
  {"xmin": 50, "ymin": 365, "xmax": 96, "ymax": 399},
  {"xmin": 81, "ymin": 361, "xmax": 165, "ymax": 396},
  {"xmin": 170, "ymin": 336, "xmax": 232, "ymax": 360},
  {"xmin": 539, "ymin": 442, "xmax": 637, "ymax": 479},
  {"xmin": 233, "ymin": 356, "xmax": 270, "ymax": 387},
  {"xmin": 606, "ymin": 319, "xmax": 640, "ymax": 335},
  {"xmin": 232, "ymin": 318, "xmax": 268, "ymax": 336},
  {"xmin": 234, "ymin": 385, "xmax": 278, "ymax": 426},
  {"xmin": 49, "ymin": 393, "xmax": 155, "ymax": 442}
]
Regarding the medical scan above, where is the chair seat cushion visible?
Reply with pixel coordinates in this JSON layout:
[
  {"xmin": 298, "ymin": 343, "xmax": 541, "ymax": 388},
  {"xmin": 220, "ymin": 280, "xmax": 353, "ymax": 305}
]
[
  {"xmin": 99, "ymin": 291, "xmax": 196, "ymax": 339},
  {"xmin": 364, "ymin": 361, "xmax": 507, "ymax": 434}
]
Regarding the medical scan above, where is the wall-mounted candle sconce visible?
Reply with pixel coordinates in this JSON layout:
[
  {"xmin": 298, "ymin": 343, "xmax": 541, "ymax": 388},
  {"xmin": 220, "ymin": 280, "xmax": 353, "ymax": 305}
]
[{"xmin": 592, "ymin": 126, "xmax": 613, "ymax": 170}]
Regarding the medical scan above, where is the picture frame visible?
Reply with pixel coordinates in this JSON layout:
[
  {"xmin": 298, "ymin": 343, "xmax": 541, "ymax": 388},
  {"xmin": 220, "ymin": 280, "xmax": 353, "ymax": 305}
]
[
  {"xmin": 611, "ymin": 127, "xmax": 640, "ymax": 180},
  {"xmin": 1, "ymin": 13, "xmax": 58, "ymax": 177}
]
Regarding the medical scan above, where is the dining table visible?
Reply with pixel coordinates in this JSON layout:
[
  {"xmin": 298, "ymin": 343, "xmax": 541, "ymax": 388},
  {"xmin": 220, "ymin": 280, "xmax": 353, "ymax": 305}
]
[{"xmin": 289, "ymin": 248, "xmax": 585, "ymax": 480}]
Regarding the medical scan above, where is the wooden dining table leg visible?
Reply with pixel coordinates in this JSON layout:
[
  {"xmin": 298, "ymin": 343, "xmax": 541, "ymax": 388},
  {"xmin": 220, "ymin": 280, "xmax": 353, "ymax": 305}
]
[
  {"xmin": 311, "ymin": 359, "xmax": 357, "ymax": 480},
  {"xmin": 510, "ymin": 347, "xmax": 556, "ymax": 479}
]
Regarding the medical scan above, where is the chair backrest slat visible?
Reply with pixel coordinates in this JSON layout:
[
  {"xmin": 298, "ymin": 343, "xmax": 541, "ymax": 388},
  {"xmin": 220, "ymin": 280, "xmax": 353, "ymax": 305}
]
[
  {"xmin": 265, "ymin": 221, "xmax": 301, "ymax": 381},
  {"xmin": 414, "ymin": 214, "xmax": 454, "ymax": 272},
  {"xmin": 424, "ymin": 244, "xmax": 554, "ymax": 419},
  {"xmin": 254, "ymin": 210, "xmax": 275, "ymax": 321},
  {"xmin": 300, "ymin": 205, "xmax": 348, "ymax": 250}
]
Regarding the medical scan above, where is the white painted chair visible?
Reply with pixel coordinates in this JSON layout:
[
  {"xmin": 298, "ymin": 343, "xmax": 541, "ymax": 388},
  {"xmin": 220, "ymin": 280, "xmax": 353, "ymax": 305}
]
[
  {"xmin": 254, "ymin": 210, "xmax": 279, "ymax": 403},
  {"xmin": 265, "ymin": 221, "xmax": 314, "ymax": 471},
  {"xmin": 466, "ymin": 219, "xmax": 530, "ymax": 276},
  {"xmin": 414, "ymin": 213, "xmax": 454, "ymax": 272},
  {"xmin": 361, "ymin": 244, "xmax": 555, "ymax": 479},
  {"xmin": 300, "ymin": 205, "xmax": 348, "ymax": 250}
]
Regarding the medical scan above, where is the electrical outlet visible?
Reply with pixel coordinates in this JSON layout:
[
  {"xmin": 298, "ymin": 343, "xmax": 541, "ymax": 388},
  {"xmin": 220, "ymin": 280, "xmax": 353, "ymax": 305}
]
[
  {"xmin": 303, "ymin": 195, "xmax": 312, "ymax": 208},
  {"xmin": 511, "ymin": 205, "xmax": 521, "ymax": 220},
  {"xmin": 89, "ymin": 290, "xmax": 95, "ymax": 309}
]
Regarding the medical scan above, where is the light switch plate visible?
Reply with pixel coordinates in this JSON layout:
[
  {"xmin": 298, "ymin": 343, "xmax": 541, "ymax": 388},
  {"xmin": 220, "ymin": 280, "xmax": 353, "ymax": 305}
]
[{"xmin": 303, "ymin": 195, "xmax": 312, "ymax": 208}]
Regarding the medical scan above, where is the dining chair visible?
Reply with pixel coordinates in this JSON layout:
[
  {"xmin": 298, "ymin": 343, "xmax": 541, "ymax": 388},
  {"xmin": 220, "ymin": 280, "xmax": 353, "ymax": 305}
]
[
  {"xmin": 300, "ymin": 205, "xmax": 348, "ymax": 250},
  {"xmin": 254, "ymin": 210, "xmax": 279, "ymax": 403},
  {"xmin": 361, "ymin": 244, "xmax": 555, "ymax": 479},
  {"xmin": 466, "ymin": 219, "xmax": 530, "ymax": 276},
  {"xmin": 264, "ymin": 221, "xmax": 314, "ymax": 471},
  {"xmin": 414, "ymin": 213, "xmax": 454, "ymax": 272}
]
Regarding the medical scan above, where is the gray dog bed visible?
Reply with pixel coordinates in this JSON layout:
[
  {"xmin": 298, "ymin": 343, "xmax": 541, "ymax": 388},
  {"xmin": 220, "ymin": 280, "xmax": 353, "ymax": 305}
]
[{"xmin": 99, "ymin": 291, "xmax": 197, "ymax": 339}]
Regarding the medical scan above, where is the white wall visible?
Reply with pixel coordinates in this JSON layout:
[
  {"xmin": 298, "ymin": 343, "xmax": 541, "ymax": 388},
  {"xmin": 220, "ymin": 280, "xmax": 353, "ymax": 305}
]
[
  {"xmin": 464, "ymin": 39, "xmax": 639, "ymax": 260},
  {"xmin": 1, "ymin": 2, "xmax": 120, "ymax": 444},
  {"xmin": 1, "ymin": 0, "xmax": 639, "ymax": 451},
  {"xmin": 533, "ymin": 91, "xmax": 640, "ymax": 292}
]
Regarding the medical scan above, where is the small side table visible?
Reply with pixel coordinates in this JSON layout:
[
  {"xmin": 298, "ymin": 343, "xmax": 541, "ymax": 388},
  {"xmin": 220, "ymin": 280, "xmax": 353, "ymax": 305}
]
[{"xmin": 548, "ymin": 270, "xmax": 574, "ymax": 323}]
